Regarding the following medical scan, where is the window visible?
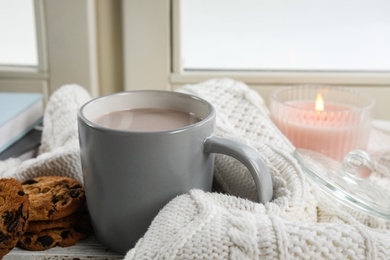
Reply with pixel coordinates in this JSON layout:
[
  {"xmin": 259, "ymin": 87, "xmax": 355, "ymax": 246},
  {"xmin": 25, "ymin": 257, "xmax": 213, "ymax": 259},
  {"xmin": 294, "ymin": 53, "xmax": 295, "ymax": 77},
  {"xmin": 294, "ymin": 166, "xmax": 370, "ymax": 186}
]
[
  {"xmin": 122, "ymin": 0, "xmax": 390, "ymax": 119},
  {"xmin": 0, "ymin": 0, "xmax": 48, "ymax": 95},
  {"xmin": 0, "ymin": 0, "xmax": 38, "ymax": 67},
  {"xmin": 180, "ymin": 0, "xmax": 390, "ymax": 72},
  {"xmin": 0, "ymin": 0, "xmax": 103, "ymax": 97}
]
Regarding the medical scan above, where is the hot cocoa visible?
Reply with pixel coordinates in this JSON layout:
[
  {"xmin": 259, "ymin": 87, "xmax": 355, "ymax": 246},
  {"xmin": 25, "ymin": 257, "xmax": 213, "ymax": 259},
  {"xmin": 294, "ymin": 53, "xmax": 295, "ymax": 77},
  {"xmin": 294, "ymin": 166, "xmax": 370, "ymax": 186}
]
[{"xmin": 93, "ymin": 108, "xmax": 202, "ymax": 131}]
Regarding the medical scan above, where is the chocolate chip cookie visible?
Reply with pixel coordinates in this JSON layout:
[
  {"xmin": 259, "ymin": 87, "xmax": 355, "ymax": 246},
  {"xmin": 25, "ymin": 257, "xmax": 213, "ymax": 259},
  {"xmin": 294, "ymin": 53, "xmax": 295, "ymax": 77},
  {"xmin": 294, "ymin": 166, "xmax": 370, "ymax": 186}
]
[
  {"xmin": 17, "ymin": 225, "xmax": 90, "ymax": 251},
  {"xmin": 21, "ymin": 176, "xmax": 85, "ymax": 221},
  {"xmin": 26, "ymin": 207, "xmax": 84, "ymax": 233},
  {"xmin": 17, "ymin": 209, "xmax": 91, "ymax": 251},
  {"xmin": 0, "ymin": 178, "xmax": 29, "ymax": 258}
]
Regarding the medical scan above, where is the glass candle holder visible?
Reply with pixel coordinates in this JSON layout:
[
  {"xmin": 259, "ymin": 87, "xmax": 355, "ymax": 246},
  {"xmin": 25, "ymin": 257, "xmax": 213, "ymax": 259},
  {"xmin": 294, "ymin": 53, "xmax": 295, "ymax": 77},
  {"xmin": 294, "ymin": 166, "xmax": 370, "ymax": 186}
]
[{"xmin": 270, "ymin": 85, "xmax": 375, "ymax": 161}]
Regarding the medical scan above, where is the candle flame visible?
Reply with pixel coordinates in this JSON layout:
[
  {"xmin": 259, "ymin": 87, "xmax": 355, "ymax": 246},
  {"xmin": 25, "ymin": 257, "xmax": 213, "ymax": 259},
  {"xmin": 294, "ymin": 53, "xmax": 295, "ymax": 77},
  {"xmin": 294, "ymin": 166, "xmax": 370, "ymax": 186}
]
[{"xmin": 315, "ymin": 93, "xmax": 324, "ymax": 111}]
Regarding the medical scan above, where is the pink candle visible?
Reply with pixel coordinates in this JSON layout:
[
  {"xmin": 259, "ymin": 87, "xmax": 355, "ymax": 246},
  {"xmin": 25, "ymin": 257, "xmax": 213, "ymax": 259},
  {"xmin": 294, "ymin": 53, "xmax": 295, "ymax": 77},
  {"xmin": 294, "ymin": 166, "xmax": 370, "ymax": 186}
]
[{"xmin": 270, "ymin": 88, "xmax": 374, "ymax": 161}]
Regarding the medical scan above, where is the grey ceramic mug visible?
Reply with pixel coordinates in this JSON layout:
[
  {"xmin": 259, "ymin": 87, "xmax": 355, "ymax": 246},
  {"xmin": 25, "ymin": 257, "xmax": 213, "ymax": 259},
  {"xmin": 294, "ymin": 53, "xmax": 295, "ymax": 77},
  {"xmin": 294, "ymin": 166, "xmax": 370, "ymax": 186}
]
[{"xmin": 78, "ymin": 90, "xmax": 273, "ymax": 254}]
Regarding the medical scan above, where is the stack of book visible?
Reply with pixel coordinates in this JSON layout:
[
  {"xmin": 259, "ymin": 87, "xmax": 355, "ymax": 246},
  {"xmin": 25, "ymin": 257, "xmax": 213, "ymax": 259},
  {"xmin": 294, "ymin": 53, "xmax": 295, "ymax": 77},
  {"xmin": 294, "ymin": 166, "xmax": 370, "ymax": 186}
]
[{"xmin": 0, "ymin": 92, "xmax": 44, "ymax": 160}]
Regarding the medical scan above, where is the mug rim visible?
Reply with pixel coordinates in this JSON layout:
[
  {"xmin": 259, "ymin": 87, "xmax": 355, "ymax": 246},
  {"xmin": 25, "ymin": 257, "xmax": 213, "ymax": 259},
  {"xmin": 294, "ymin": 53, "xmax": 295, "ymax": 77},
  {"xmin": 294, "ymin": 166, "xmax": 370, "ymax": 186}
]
[{"xmin": 78, "ymin": 90, "xmax": 216, "ymax": 135}]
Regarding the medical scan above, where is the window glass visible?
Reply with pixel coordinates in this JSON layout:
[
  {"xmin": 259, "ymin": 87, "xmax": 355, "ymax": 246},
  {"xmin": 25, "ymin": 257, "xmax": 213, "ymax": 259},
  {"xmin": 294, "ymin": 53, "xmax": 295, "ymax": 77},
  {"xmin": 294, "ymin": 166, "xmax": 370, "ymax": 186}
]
[
  {"xmin": 181, "ymin": 0, "xmax": 390, "ymax": 72},
  {"xmin": 0, "ymin": 0, "xmax": 38, "ymax": 66}
]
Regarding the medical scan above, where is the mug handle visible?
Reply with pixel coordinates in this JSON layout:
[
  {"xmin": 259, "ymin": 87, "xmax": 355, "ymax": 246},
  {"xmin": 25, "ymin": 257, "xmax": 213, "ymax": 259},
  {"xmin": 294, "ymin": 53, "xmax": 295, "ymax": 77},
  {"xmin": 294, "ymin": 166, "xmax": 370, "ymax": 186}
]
[{"xmin": 204, "ymin": 136, "xmax": 273, "ymax": 204}]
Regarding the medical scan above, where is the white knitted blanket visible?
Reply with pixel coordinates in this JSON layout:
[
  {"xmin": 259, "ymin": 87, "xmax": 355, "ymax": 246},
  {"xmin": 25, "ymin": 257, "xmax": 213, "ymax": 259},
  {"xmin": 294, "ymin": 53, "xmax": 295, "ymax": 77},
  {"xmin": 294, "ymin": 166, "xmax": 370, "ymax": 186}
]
[{"xmin": 1, "ymin": 79, "xmax": 390, "ymax": 259}]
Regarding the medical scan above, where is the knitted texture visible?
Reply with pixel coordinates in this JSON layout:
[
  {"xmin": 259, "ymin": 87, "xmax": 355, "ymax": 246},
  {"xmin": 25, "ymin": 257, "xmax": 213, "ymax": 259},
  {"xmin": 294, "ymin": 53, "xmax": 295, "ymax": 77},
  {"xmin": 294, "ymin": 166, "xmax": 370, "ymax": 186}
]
[
  {"xmin": 0, "ymin": 84, "xmax": 91, "ymax": 182},
  {"xmin": 126, "ymin": 190, "xmax": 390, "ymax": 259},
  {"xmin": 126, "ymin": 78, "xmax": 390, "ymax": 259},
  {"xmin": 178, "ymin": 79, "xmax": 317, "ymax": 221}
]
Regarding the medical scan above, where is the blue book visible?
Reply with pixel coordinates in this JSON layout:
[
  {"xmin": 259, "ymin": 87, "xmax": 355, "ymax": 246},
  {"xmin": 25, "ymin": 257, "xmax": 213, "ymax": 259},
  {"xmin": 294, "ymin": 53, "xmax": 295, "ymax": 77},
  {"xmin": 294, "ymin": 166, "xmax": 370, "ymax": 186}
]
[{"xmin": 0, "ymin": 93, "xmax": 44, "ymax": 154}]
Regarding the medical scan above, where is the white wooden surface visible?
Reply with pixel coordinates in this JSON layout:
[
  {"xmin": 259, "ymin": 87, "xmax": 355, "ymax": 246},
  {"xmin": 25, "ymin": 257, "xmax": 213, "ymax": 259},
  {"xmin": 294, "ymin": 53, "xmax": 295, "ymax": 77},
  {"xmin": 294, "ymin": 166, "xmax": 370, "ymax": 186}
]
[{"xmin": 4, "ymin": 234, "xmax": 124, "ymax": 260}]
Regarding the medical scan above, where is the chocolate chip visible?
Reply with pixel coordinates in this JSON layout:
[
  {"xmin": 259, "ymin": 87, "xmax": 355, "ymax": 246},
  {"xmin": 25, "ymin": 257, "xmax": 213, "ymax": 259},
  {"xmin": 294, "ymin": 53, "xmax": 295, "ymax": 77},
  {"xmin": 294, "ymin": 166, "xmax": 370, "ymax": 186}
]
[
  {"xmin": 22, "ymin": 179, "xmax": 38, "ymax": 185},
  {"xmin": 52, "ymin": 195, "xmax": 60, "ymax": 204},
  {"xmin": 7, "ymin": 218, "xmax": 19, "ymax": 233},
  {"xmin": 2, "ymin": 212, "xmax": 13, "ymax": 225},
  {"xmin": 0, "ymin": 231, "xmax": 11, "ymax": 243},
  {"xmin": 17, "ymin": 204, "xmax": 23, "ymax": 216},
  {"xmin": 24, "ymin": 237, "xmax": 32, "ymax": 245},
  {"xmin": 69, "ymin": 189, "xmax": 80, "ymax": 198},
  {"xmin": 7, "ymin": 205, "xmax": 23, "ymax": 233},
  {"xmin": 61, "ymin": 230, "xmax": 70, "ymax": 239},
  {"xmin": 37, "ymin": 235, "xmax": 54, "ymax": 247},
  {"xmin": 18, "ymin": 190, "xmax": 25, "ymax": 196},
  {"xmin": 48, "ymin": 208, "xmax": 56, "ymax": 217}
]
